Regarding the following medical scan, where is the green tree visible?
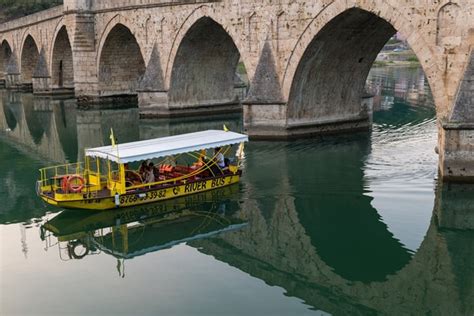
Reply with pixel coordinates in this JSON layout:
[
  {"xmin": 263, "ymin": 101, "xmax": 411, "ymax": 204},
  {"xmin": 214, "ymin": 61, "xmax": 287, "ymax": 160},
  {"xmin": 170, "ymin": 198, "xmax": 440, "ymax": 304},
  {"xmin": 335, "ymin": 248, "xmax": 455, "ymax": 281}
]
[{"xmin": 0, "ymin": 0, "xmax": 62, "ymax": 23}]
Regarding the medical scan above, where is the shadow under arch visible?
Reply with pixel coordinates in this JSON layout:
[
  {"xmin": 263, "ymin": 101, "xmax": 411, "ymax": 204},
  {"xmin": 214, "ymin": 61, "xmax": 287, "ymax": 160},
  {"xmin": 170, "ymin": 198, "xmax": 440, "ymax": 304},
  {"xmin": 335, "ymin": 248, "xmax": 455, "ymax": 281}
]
[
  {"xmin": 97, "ymin": 23, "xmax": 145, "ymax": 97},
  {"xmin": 168, "ymin": 17, "xmax": 243, "ymax": 108},
  {"xmin": 21, "ymin": 94, "xmax": 49, "ymax": 144},
  {"xmin": 51, "ymin": 25, "xmax": 74, "ymax": 89},
  {"xmin": 20, "ymin": 35, "xmax": 40, "ymax": 84},
  {"xmin": 2, "ymin": 94, "xmax": 17, "ymax": 131},
  {"xmin": 53, "ymin": 99, "xmax": 78, "ymax": 161},
  {"xmin": 287, "ymin": 8, "xmax": 396, "ymax": 126},
  {"xmin": 1, "ymin": 91, "xmax": 25, "ymax": 131},
  {"xmin": 1, "ymin": 39, "xmax": 12, "ymax": 77}
]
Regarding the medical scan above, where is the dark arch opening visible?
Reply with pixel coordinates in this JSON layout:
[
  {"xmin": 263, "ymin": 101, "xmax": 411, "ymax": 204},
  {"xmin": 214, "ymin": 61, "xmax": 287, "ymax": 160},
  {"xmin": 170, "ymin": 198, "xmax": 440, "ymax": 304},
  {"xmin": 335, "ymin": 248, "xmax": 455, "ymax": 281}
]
[
  {"xmin": 98, "ymin": 24, "xmax": 145, "ymax": 96},
  {"xmin": 21, "ymin": 35, "xmax": 40, "ymax": 83},
  {"xmin": 169, "ymin": 17, "xmax": 246, "ymax": 109},
  {"xmin": 22, "ymin": 94, "xmax": 46, "ymax": 144},
  {"xmin": 52, "ymin": 26, "xmax": 74, "ymax": 89},
  {"xmin": 287, "ymin": 8, "xmax": 396, "ymax": 124},
  {"xmin": 3, "ymin": 102, "xmax": 18, "ymax": 131},
  {"xmin": 54, "ymin": 101, "xmax": 78, "ymax": 162},
  {"xmin": 1, "ymin": 40, "xmax": 12, "ymax": 79}
]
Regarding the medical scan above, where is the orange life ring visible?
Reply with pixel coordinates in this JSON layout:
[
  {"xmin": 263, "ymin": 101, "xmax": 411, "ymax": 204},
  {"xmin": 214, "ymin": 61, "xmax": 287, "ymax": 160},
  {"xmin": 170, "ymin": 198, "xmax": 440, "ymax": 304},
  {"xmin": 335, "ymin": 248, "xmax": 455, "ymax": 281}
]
[{"xmin": 61, "ymin": 175, "xmax": 85, "ymax": 193}]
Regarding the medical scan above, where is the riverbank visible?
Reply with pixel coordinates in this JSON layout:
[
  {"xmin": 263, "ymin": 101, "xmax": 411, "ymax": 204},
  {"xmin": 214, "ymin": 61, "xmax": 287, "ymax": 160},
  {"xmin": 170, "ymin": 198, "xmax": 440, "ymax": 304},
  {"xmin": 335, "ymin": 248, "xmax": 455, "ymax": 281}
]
[
  {"xmin": 373, "ymin": 50, "xmax": 420, "ymax": 68},
  {"xmin": 372, "ymin": 60, "xmax": 421, "ymax": 67}
]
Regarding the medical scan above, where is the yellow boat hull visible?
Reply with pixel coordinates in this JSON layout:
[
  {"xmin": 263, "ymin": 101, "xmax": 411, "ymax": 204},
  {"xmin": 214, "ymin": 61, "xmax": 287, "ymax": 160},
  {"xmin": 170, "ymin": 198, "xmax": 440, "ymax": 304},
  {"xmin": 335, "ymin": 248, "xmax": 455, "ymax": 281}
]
[{"xmin": 40, "ymin": 174, "xmax": 241, "ymax": 211}]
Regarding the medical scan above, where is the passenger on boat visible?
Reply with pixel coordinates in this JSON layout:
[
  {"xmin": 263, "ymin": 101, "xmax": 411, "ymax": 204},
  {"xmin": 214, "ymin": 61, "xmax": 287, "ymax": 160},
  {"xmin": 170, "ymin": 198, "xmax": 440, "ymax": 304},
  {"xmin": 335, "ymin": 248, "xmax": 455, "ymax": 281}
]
[
  {"xmin": 139, "ymin": 161, "xmax": 148, "ymax": 179},
  {"xmin": 211, "ymin": 147, "xmax": 227, "ymax": 175},
  {"xmin": 215, "ymin": 147, "xmax": 226, "ymax": 168},
  {"xmin": 149, "ymin": 162, "xmax": 160, "ymax": 181},
  {"xmin": 144, "ymin": 165, "xmax": 155, "ymax": 183}
]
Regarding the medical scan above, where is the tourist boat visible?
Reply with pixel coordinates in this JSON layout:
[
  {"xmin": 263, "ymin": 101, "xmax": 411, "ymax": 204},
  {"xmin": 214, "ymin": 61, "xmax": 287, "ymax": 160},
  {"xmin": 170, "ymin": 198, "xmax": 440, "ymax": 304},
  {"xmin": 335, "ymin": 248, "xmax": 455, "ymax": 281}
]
[{"xmin": 36, "ymin": 129, "xmax": 248, "ymax": 211}]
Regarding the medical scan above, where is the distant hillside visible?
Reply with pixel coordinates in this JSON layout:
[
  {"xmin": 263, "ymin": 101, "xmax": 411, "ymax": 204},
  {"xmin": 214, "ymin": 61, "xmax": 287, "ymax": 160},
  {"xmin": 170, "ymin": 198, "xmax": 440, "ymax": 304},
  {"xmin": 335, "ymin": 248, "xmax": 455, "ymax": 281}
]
[{"xmin": 0, "ymin": 0, "xmax": 62, "ymax": 23}]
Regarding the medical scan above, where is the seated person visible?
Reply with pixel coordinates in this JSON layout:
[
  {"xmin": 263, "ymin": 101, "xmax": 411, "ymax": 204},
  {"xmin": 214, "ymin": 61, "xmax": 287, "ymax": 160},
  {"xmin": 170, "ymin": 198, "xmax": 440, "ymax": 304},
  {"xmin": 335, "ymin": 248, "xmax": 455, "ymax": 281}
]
[
  {"xmin": 149, "ymin": 162, "xmax": 160, "ymax": 181},
  {"xmin": 138, "ymin": 161, "xmax": 148, "ymax": 179},
  {"xmin": 215, "ymin": 147, "xmax": 226, "ymax": 169},
  {"xmin": 211, "ymin": 147, "xmax": 227, "ymax": 175},
  {"xmin": 144, "ymin": 166, "xmax": 155, "ymax": 184}
]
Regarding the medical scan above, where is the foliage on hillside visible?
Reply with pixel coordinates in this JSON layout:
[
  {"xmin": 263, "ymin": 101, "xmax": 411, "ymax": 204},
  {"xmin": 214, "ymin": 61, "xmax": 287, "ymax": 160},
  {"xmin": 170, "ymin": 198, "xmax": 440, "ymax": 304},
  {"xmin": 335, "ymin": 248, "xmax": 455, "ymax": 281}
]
[{"xmin": 0, "ymin": 0, "xmax": 62, "ymax": 23}]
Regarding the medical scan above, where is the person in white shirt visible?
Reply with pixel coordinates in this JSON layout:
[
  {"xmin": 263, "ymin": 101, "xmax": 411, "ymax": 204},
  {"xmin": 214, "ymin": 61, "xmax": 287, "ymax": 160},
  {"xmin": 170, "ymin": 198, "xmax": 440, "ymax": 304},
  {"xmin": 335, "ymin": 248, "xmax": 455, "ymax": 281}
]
[
  {"xmin": 145, "ymin": 166, "xmax": 155, "ymax": 183},
  {"xmin": 215, "ymin": 147, "xmax": 226, "ymax": 168}
]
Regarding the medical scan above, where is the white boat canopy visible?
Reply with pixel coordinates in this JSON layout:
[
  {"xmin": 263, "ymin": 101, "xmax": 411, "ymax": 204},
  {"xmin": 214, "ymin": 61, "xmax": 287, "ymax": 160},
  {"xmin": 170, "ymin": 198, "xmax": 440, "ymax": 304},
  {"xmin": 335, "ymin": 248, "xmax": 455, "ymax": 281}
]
[{"xmin": 85, "ymin": 130, "xmax": 249, "ymax": 163}]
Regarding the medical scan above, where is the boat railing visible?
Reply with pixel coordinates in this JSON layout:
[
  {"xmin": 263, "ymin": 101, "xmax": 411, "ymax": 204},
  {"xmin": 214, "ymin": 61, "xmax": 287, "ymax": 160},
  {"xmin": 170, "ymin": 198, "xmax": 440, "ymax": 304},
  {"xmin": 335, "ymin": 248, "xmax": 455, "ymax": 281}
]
[{"xmin": 38, "ymin": 162, "xmax": 96, "ymax": 192}]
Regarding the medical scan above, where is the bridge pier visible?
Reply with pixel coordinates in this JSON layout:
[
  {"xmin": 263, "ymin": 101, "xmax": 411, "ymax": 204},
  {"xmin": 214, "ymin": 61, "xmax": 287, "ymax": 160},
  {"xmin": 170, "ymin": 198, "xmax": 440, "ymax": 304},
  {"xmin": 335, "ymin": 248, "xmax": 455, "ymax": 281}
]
[
  {"xmin": 439, "ymin": 51, "xmax": 474, "ymax": 182},
  {"xmin": 140, "ymin": 98, "xmax": 242, "ymax": 118},
  {"xmin": 435, "ymin": 181, "xmax": 474, "ymax": 230},
  {"xmin": 243, "ymin": 96, "xmax": 373, "ymax": 140},
  {"xmin": 5, "ymin": 73, "xmax": 20, "ymax": 89},
  {"xmin": 4, "ymin": 51, "xmax": 21, "ymax": 90},
  {"xmin": 137, "ymin": 91, "xmax": 169, "ymax": 116},
  {"xmin": 439, "ymin": 123, "xmax": 474, "ymax": 182}
]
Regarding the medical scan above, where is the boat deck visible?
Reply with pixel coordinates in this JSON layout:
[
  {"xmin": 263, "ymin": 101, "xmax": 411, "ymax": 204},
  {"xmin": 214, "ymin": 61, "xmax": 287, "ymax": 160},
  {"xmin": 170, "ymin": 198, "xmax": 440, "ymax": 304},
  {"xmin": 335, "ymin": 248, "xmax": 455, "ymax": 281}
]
[{"xmin": 41, "ymin": 168, "xmax": 240, "ymax": 200}]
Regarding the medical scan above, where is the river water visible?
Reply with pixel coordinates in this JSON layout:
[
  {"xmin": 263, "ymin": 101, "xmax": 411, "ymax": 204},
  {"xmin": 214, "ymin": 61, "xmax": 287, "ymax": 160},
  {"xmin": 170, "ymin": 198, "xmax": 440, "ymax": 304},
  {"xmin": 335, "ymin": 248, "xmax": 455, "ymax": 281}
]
[{"xmin": 1, "ymin": 66, "xmax": 473, "ymax": 315}]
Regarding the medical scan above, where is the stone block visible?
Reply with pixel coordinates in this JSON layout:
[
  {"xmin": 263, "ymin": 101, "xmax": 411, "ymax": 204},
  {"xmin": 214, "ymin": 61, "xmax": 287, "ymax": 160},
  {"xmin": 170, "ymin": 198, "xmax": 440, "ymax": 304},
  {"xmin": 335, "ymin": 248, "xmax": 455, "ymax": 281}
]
[{"xmin": 439, "ymin": 123, "xmax": 474, "ymax": 182}]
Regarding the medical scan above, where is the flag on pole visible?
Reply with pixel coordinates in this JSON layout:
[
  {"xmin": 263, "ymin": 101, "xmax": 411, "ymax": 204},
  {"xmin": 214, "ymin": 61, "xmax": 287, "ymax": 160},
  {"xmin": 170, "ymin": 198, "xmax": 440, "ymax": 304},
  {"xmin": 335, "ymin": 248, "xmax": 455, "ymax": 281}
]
[{"xmin": 110, "ymin": 128, "xmax": 116, "ymax": 148}]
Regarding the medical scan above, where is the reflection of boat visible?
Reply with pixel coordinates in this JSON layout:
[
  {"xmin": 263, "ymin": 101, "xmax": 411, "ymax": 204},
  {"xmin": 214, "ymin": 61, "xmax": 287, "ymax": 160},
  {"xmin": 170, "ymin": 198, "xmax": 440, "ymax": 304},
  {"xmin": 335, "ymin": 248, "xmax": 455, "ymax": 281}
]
[
  {"xmin": 41, "ymin": 185, "xmax": 247, "ymax": 264},
  {"xmin": 37, "ymin": 129, "xmax": 248, "ymax": 210}
]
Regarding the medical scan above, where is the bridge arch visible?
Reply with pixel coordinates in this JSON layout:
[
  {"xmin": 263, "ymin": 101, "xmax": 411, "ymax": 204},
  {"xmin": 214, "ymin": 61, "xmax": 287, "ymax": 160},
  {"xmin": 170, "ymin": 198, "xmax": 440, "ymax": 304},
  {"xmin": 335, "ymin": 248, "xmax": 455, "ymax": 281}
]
[
  {"xmin": 50, "ymin": 24, "xmax": 74, "ymax": 89},
  {"xmin": 20, "ymin": 34, "xmax": 40, "ymax": 84},
  {"xmin": 97, "ymin": 16, "xmax": 146, "ymax": 96},
  {"xmin": 0, "ymin": 40, "xmax": 12, "ymax": 78},
  {"xmin": 283, "ymin": 0, "xmax": 448, "ymax": 123},
  {"xmin": 166, "ymin": 7, "xmax": 250, "ymax": 108},
  {"xmin": 165, "ymin": 6, "xmax": 250, "ymax": 87}
]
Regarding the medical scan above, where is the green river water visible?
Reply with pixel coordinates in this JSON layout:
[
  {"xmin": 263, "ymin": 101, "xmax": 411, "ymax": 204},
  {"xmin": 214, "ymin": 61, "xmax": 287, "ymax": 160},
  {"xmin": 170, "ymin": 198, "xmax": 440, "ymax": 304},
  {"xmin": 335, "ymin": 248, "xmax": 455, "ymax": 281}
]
[{"xmin": 1, "ymin": 66, "xmax": 473, "ymax": 315}]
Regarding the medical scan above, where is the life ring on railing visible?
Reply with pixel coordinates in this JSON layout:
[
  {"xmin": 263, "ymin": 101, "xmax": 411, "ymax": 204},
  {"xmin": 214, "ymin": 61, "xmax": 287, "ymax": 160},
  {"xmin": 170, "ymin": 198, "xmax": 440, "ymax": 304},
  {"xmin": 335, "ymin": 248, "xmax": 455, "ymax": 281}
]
[{"xmin": 61, "ymin": 175, "xmax": 85, "ymax": 193}]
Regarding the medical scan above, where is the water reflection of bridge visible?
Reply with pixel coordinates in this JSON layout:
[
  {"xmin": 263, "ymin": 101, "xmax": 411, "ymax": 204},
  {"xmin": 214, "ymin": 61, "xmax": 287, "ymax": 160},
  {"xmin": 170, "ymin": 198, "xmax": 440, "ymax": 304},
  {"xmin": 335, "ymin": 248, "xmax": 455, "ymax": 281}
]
[
  {"xmin": 191, "ymin": 142, "xmax": 474, "ymax": 315},
  {"xmin": 0, "ymin": 90, "xmax": 240, "ymax": 163},
  {"xmin": 1, "ymin": 90, "xmax": 473, "ymax": 315}
]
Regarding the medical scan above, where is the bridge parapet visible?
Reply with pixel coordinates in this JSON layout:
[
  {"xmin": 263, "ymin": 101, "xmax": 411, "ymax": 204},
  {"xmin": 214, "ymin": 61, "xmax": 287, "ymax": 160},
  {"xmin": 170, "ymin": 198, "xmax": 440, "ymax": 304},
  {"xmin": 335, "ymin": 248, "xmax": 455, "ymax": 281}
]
[
  {"xmin": 64, "ymin": 0, "xmax": 222, "ymax": 13},
  {"xmin": 0, "ymin": 6, "xmax": 63, "ymax": 33}
]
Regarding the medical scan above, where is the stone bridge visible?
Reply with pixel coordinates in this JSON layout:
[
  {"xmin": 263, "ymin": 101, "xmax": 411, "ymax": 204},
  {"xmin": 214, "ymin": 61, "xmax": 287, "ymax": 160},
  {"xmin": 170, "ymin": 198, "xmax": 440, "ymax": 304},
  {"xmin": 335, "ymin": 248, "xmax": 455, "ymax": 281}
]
[{"xmin": 0, "ymin": 0, "xmax": 473, "ymax": 180}]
